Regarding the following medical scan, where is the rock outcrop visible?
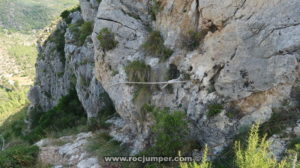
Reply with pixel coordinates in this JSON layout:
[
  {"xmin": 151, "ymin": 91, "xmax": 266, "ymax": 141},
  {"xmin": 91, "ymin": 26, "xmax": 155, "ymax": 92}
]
[
  {"xmin": 36, "ymin": 132, "xmax": 100, "ymax": 168},
  {"xmin": 29, "ymin": 0, "xmax": 300, "ymax": 156}
]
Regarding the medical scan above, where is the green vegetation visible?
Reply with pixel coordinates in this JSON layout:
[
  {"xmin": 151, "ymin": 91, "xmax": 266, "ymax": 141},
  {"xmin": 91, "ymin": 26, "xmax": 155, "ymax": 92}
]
[
  {"xmin": 125, "ymin": 60, "xmax": 152, "ymax": 104},
  {"xmin": 60, "ymin": 5, "xmax": 81, "ymax": 24},
  {"xmin": 288, "ymin": 137, "xmax": 300, "ymax": 151},
  {"xmin": 0, "ymin": 86, "xmax": 28, "ymax": 126},
  {"xmin": 150, "ymin": 107, "xmax": 188, "ymax": 156},
  {"xmin": 60, "ymin": 10, "xmax": 71, "ymax": 20},
  {"xmin": 0, "ymin": 1, "xmax": 80, "ymax": 167},
  {"xmin": 25, "ymin": 89, "xmax": 87, "ymax": 143},
  {"xmin": 68, "ymin": 21, "xmax": 93, "ymax": 46},
  {"xmin": 180, "ymin": 146, "xmax": 211, "ymax": 168},
  {"xmin": 260, "ymin": 106, "xmax": 299, "ymax": 137},
  {"xmin": 141, "ymin": 105, "xmax": 188, "ymax": 157},
  {"xmin": 79, "ymin": 21, "xmax": 93, "ymax": 45},
  {"xmin": 235, "ymin": 124, "xmax": 287, "ymax": 168},
  {"xmin": 181, "ymin": 30, "xmax": 207, "ymax": 51},
  {"xmin": 225, "ymin": 104, "xmax": 242, "ymax": 119},
  {"xmin": 8, "ymin": 44, "xmax": 37, "ymax": 76},
  {"xmin": 97, "ymin": 28, "xmax": 118, "ymax": 51},
  {"xmin": 0, "ymin": 144, "xmax": 39, "ymax": 168},
  {"xmin": 124, "ymin": 105, "xmax": 191, "ymax": 168},
  {"xmin": 87, "ymin": 131, "xmax": 128, "ymax": 158},
  {"xmin": 183, "ymin": 124, "xmax": 291, "ymax": 168},
  {"xmin": 125, "ymin": 60, "xmax": 151, "ymax": 82},
  {"xmin": 88, "ymin": 92, "xmax": 116, "ymax": 130},
  {"xmin": 149, "ymin": 0, "xmax": 161, "ymax": 20},
  {"xmin": 0, "ymin": 107, "xmax": 27, "ymax": 144},
  {"xmin": 49, "ymin": 28, "xmax": 66, "ymax": 64},
  {"xmin": 0, "ymin": 0, "xmax": 77, "ymax": 32},
  {"xmin": 142, "ymin": 31, "xmax": 173, "ymax": 61},
  {"xmin": 207, "ymin": 102, "xmax": 223, "ymax": 118}
]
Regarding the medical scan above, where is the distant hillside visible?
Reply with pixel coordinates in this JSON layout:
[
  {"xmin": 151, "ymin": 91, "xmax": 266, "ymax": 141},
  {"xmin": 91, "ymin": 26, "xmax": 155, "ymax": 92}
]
[
  {"xmin": 0, "ymin": 0, "xmax": 77, "ymax": 32},
  {"xmin": 0, "ymin": 0, "xmax": 78, "ymax": 126}
]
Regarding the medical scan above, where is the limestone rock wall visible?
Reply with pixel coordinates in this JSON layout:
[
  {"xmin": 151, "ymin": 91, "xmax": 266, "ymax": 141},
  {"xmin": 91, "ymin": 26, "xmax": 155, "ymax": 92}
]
[{"xmin": 29, "ymin": 0, "xmax": 300, "ymax": 155}]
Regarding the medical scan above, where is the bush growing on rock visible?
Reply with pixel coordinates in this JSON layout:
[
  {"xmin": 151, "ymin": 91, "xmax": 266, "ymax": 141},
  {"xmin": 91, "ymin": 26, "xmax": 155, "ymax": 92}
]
[
  {"xmin": 97, "ymin": 28, "xmax": 118, "ymax": 51},
  {"xmin": 125, "ymin": 61, "xmax": 152, "ymax": 103},
  {"xmin": 60, "ymin": 5, "xmax": 81, "ymax": 24},
  {"xmin": 68, "ymin": 20, "xmax": 92, "ymax": 46},
  {"xmin": 0, "ymin": 144, "xmax": 39, "ymax": 168},
  {"xmin": 24, "ymin": 89, "xmax": 87, "ymax": 143},
  {"xmin": 142, "ymin": 30, "xmax": 173, "ymax": 61},
  {"xmin": 181, "ymin": 124, "xmax": 290, "ymax": 168},
  {"xmin": 60, "ymin": 10, "xmax": 70, "ymax": 20},
  {"xmin": 143, "ymin": 105, "xmax": 188, "ymax": 157},
  {"xmin": 79, "ymin": 21, "xmax": 93, "ymax": 45},
  {"xmin": 49, "ymin": 28, "xmax": 66, "ymax": 64},
  {"xmin": 181, "ymin": 30, "xmax": 207, "ymax": 51},
  {"xmin": 207, "ymin": 102, "xmax": 223, "ymax": 118},
  {"xmin": 235, "ymin": 124, "xmax": 288, "ymax": 168},
  {"xmin": 149, "ymin": 0, "xmax": 161, "ymax": 20},
  {"xmin": 260, "ymin": 107, "xmax": 299, "ymax": 137},
  {"xmin": 125, "ymin": 60, "xmax": 151, "ymax": 82}
]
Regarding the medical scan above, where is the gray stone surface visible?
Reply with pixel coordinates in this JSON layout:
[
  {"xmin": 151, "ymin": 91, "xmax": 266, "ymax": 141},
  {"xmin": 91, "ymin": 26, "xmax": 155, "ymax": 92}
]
[
  {"xmin": 36, "ymin": 132, "xmax": 101, "ymax": 168},
  {"xmin": 29, "ymin": 0, "xmax": 300, "ymax": 157}
]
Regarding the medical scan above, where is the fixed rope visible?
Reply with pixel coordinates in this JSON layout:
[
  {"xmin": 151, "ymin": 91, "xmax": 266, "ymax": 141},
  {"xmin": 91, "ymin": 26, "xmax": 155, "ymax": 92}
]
[{"xmin": 108, "ymin": 79, "xmax": 188, "ymax": 88}]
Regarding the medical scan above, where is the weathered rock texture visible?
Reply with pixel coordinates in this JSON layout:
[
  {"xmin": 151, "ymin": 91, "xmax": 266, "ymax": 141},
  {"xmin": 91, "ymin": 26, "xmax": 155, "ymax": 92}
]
[
  {"xmin": 36, "ymin": 132, "xmax": 100, "ymax": 168},
  {"xmin": 29, "ymin": 0, "xmax": 300, "ymax": 156},
  {"xmin": 29, "ymin": 7, "xmax": 108, "ymax": 121}
]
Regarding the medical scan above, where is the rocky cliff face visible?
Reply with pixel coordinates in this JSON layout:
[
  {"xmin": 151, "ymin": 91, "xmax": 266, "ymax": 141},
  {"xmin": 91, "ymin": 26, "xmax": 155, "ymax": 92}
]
[{"xmin": 29, "ymin": 0, "xmax": 300, "ymax": 156}]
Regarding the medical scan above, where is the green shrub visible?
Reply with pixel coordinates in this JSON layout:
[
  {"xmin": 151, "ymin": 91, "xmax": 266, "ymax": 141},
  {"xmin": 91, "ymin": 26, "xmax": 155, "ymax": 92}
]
[
  {"xmin": 79, "ymin": 21, "xmax": 93, "ymax": 45},
  {"xmin": 287, "ymin": 137, "xmax": 300, "ymax": 151},
  {"xmin": 97, "ymin": 28, "xmax": 118, "ymax": 51},
  {"xmin": 149, "ymin": 0, "xmax": 161, "ymax": 20},
  {"xmin": 182, "ymin": 124, "xmax": 290, "ymax": 168},
  {"xmin": 0, "ymin": 144, "xmax": 39, "ymax": 168},
  {"xmin": 60, "ymin": 5, "xmax": 81, "ymax": 24},
  {"xmin": 207, "ymin": 103, "xmax": 223, "ymax": 118},
  {"xmin": 68, "ymin": 22, "xmax": 81, "ymax": 39},
  {"xmin": 0, "ymin": 86, "xmax": 28, "ymax": 126},
  {"xmin": 0, "ymin": 107, "xmax": 27, "ymax": 144},
  {"xmin": 143, "ymin": 105, "xmax": 188, "ymax": 157},
  {"xmin": 260, "ymin": 107, "xmax": 299, "ymax": 137},
  {"xmin": 24, "ymin": 89, "xmax": 86, "ymax": 143},
  {"xmin": 125, "ymin": 60, "xmax": 151, "ymax": 82},
  {"xmin": 181, "ymin": 30, "xmax": 207, "ymax": 51},
  {"xmin": 142, "ymin": 31, "xmax": 173, "ymax": 61},
  {"xmin": 125, "ymin": 61, "xmax": 152, "ymax": 104},
  {"xmin": 225, "ymin": 104, "xmax": 242, "ymax": 119},
  {"xmin": 235, "ymin": 123, "xmax": 287, "ymax": 168},
  {"xmin": 69, "ymin": 21, "xmax": 93, "ymax": 46},
  {"xmin": 60, "ymin": 10, "xmax": 70, "ymax": 20},
  {"xmin": 50, "ymin": 29, "xmax": 66, "ymax": 64},
  {"xmin": 152, "ymin": 110, "xmax": 188, "ymax": 156},
  {"xmin": 69, "ymin": 5, "xmax": 81, "ymax": 13}
]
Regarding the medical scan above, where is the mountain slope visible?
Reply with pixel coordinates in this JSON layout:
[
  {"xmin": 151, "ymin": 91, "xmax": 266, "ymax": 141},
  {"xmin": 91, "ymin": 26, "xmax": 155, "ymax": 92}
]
[
  {"xmin": 0, "ymin": 0, "xmax": 78, "ymax": 126},
  {"xmin": 0, "ymin": 0, "xmax": 76, "ymax": 32}
]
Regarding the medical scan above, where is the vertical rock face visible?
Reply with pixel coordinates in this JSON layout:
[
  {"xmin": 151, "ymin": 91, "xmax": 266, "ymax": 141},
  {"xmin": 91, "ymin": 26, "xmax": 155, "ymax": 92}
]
[
  {"xmin": 30, "ymin": 0, "xmax": 300, "ymax": 155},
  {"xmin": 29, "ymin": 4, "xmax": 108, "ymax": 123}
]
